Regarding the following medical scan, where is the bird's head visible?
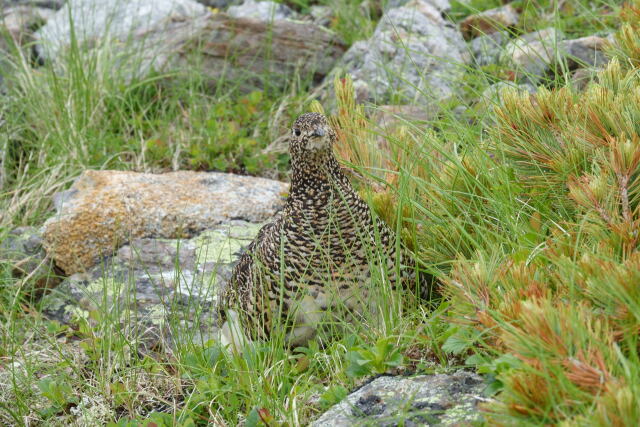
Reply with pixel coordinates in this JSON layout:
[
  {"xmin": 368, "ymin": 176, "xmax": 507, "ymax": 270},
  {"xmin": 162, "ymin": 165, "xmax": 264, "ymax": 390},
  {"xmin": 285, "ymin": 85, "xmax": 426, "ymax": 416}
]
[{"xmin": 289, "ymin": 112, "xmax": 336, "ymax": 158}]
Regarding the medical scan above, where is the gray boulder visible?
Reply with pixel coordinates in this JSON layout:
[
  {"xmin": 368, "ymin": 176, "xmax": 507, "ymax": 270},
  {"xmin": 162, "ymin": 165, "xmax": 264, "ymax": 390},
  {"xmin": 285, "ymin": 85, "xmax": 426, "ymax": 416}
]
[
  {"xmin": 42, "ymin": 220, "xmax": 264, "ymax": 352},
  {"xmin": 570, "ymin": 67, "xmax": 597, "ymax": 91},
  {"xmin": 479, "ymin": 81, "xmax": 535, "ymax": 104},
  {"xmin": 371, "ymin": 104, "xmax": 435, "ymax": 128},
  {"xmin": 1, "ymin": 5, "xmax": 55, "ymax": 45},
  {"xmin": 195, "ymin": 0, "xmax": 239, "ymax": 8},
  {"xmin": 42, "ymin": 170, "xmax": 287, "ymax": 274},
  {"xmin": 424, "ymin": 0, "xmax": 451, "ymax": 13},
  {"xmin": 0, "ymin": 226, "xmax": 61, "ymax": 294},
  {"xmin": 33, "ymin": 0, "xmax": 345, "ymax": 89},
  {"xmin": 560, "ymin": 35, "xmax": 610, "ymax": 69},
  {"xmin": 227, "ymin": 0, "xmax": 294, "ymax": 21},
  {"xmin": 335, "ymin": 0, "xmax": 468, "ymax": 106},
  {"xmin": 0, "ymin": 4, "xmax": 55, "ymax": 83},
  {"xmin": 309, "ymin": 5, "xmax": 332, "ymax": 27},
  {"xmin": 1, "ymin": 0, "xmax": 63, "ymax": 9},
  {"xmin": 385, "ymin": 0, "xmax": 451, "ymax": 13},
  {"xmin": 469, "ymin": 30, "xmax": 509, "ymax": 67},
  {"xmin": 34, "ymin": 0, "xmax": 209, "ymax": 63},
  {"xmin": 502, "ymin": 28, "xmax": 565, "ymax": 83},
  {"xmin": 312, "ymin": 371, "xmax": 486, "ymax": 426},
  {"xmin": 502, "ymin": 29, "xmax": 610, "ymax": 84}
]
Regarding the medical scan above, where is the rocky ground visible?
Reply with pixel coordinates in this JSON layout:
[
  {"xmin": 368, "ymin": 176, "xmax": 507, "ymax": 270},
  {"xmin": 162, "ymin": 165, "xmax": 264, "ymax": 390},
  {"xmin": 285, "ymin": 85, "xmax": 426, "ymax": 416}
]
[{"xmin": 0, "ymin": 0, "xmax": 625, "ymax": 425}]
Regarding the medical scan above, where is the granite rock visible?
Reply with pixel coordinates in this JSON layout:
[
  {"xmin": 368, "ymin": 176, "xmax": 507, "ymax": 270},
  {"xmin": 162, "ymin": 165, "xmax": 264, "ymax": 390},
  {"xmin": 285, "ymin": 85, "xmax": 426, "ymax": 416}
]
[
  {"xmin": 479, "ymin": 80, "xmax": 535, "ymax": 104},
  {"xmin": 1, "ymin": 0, "xmax": 63, "ymax": 9},
  {"xmin": 178, "ymin": 13, "xmax": 346, "ymax": 89},
  {"xmin": 570, "ymin": 67, "xmax": 597, "ymax": 91},
  {"xmin": 312, "ymin": 371, "xmax": 486, "ymax": 426},
  {"xmin": 195, "ymin": 0, "xmax": 239, "ymax": 8},
  {"xmin": 42, "ymin": 170, "xmax": 287, "ymax": 274},
  {"xmin": 370, "ymin": 104, "xmax": 435, "ymax": 132},
  {"xmin": 0, "ymin": 226, "xmax": 62, "ymax": 294},
  {"xmin": 335, "ymin": 0, "xmax": 467, "ymax": 106},
  {"xmin": 469, "ymin": 30, "xmax": 509, "ymax": 66},
  {"xmin": 385, "ymin": 0, "xmax": 451, "ymax": 13},
  {"xmin": 503, "ymin": 29, "xmax": 610, "ymax": 84},
  {"xmin": 1, "ymin": 5, "xmax": 55, "ymax": 45},
  {"xmin": 502, "ymin": 28, "xmax": 565, "ymax": 83},
  {"xmin": 34, "ymin": 0, "xmax": 345, "ymax": 89},
  {"xmin": 309, "ymin": 5, "xmax": 333, "ymax": 27},
  {"xmin": 34, "ymin": 0, "xmax": 208, "ymax": 63},
  {"xmin": 0, "ymin": 4, "xmax": 55, "ymax": 80},
  {"xmin": 560, "ymin": 35, "xmax": 610, "ymax": 69},
  {"xmin": 227, "ymin": 0, "xmax": 294, "ymax": 21},
  {"xmin": 42, "ymin": 221, "xmax": 264, "ymax": 352}
]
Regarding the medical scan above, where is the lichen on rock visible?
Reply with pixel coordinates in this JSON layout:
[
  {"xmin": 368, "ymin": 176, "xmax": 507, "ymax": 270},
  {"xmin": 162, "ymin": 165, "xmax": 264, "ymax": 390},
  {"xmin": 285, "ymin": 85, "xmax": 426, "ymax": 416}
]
[
  {"xmin": 42, "ymin": 219, "xmax": 265, "ymax": 352},
  {"xmin": 312, "ymin": 371, "xmax": 486, "ymax": 426},
  {"xmin": 42, "ymin": 170, "xmax": 287, "ymax": 274}
]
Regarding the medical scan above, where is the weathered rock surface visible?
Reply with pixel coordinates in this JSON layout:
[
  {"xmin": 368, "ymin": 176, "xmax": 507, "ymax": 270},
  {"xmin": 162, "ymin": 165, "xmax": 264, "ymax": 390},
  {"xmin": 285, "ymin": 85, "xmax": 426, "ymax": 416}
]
[
  {"xmin": 42, "ymin": 170, "xmax": 287, "ymax": 274},
  {"xmin": 227, "ymin": 0, "xmax": 294, "ymax": 21},
  {"xmin": 1, "ymin": 5, "xmax": 55, "ymax": 45},
  {"xmin": 312, "ymin": 371, "xmax": 486, "ymax": 426},
  {"xmin": 34, "ymin": 0, "xmax": 345, "ymax": 88},
  {"xmin": 43, "ymin": 221, "xmax": 263, "ymax": 351},
  {"xmin": 195, "ymin": 0, "xmax": 238, "ymax": 8},
  {"xmin": 0, "ymin": 1, "xmax": 54, "ymax": 92},
  {"xmin": 2, "ymin": 0, "xmax": 63, "ymax": 9},
  {"xmin": 385, "ymin": 0, "xmax": 452, "ymax": 13},
  {"xmin": 34, "ymin": 0, "xmax": 209, "ymax": 62},
  {"xmin": 335, "ymin": 0, "xmax": 467, "ymax": 106},
  {"xmin": 460, "ymin": 4, "xmax": 519, "ymax": 40},
  {"xmin": 559, "ymin": 35, "xmax": 610, "ymax": 69},
  {"xmin": 172, "ymin": 13, "xmax": 346, "ymax": 88},
  {"xmin": 309, "ymin": 5, "xmax": 333, "ymax": 27},
  {"xmin": 423, "ymin": 0, "xmax": 451, "ymax": 13},
  {"xmin": 0, "ymin": 4, "xmax": 54, "ymax": 82},
  {"xmin": 469, "ymin": 30, "xmax": 509, "ymax": 67},
  {"xmin": 0, "ymin": 227, "xmax": 61, "ymax": 293},
  {"xmin": 502, "ymin": 28, "xmax": 565, "ymax": 82},
  {"xmin": 503, "ymin": 29, "xmax": 610, "ymax": 84}
]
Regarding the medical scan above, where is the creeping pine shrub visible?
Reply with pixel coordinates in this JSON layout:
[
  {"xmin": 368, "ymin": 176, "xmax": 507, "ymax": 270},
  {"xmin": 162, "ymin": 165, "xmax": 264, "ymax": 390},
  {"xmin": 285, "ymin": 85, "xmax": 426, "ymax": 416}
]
[
  {"xmin": 444, "ymin": 57, "xmax": 640, "ymax": 424},
  {"xmin": 321, "ymin": 3, "xmax": 640, "ymax": 423}
]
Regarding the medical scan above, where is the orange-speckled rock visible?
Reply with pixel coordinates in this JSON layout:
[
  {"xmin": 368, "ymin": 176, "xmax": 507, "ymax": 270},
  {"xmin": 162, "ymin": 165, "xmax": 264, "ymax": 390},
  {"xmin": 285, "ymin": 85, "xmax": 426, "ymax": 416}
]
[{"xmin": 42, "ymin": 170, "xmax": 288, "ymax": 274}]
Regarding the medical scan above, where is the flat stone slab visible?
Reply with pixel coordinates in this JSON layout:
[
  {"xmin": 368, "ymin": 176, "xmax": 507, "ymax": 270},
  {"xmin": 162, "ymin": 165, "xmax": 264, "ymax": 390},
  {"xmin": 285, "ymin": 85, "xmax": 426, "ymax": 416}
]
[
  {"xmin": 42, "ymin": 170, "xmax": 287, "ymax": 274},
  {"xmin": 312, "ymin": 371, "xmax": 486, "ymax": 426}
]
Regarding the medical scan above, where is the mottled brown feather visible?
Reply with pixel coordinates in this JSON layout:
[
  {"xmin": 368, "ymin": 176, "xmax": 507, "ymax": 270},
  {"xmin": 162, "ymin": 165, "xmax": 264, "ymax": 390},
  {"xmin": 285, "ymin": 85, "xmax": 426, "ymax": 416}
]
[{"xmin": 219, "ymin": 113, "xmax": 428, "ymax": 343}]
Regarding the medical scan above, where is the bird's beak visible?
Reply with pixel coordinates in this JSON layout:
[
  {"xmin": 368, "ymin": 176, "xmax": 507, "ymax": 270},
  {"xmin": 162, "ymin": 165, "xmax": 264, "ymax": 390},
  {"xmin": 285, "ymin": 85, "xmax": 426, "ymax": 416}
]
[{"xmin": 311, "ymin": 128, "xmax": 326, "ymax": 138}]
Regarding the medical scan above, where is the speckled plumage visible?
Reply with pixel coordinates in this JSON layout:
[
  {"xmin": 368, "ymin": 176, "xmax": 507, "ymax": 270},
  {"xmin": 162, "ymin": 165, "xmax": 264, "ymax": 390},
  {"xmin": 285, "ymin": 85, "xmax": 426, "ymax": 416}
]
[{"xmin": 219, "ymin": 113, "xmax": 425, "ymax": 346}]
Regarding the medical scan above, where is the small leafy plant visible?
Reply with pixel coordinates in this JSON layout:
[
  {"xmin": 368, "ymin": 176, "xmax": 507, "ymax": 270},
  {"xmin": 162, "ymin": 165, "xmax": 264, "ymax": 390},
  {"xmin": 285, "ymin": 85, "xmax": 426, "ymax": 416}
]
[
  {"xmin": 37, "ymin": 377, "xmax": 78, "ymax": 417},
  {"xmin": 345, "ymin": 337, "xmax": 405, "ymax": 378}
]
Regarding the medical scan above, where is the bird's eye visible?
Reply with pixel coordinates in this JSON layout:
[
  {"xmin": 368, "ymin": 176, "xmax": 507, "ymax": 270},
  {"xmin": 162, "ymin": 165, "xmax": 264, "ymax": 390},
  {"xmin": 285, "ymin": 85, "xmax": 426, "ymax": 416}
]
[{"xmin": 294, "ymin": 129, "xmax": 301, "ymax": 137}]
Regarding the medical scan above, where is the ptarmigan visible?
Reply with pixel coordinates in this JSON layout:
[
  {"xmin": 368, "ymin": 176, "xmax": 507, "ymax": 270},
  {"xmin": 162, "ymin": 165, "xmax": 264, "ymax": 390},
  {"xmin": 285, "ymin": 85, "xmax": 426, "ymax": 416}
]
[{"xmin": 218, "ymin": 112, "xmax": 431, "ymax": 347}]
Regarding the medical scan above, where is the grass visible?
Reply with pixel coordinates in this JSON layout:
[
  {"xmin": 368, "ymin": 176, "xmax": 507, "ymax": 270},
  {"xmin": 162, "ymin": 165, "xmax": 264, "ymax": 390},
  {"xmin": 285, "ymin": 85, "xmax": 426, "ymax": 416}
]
[{"xmin": 1, "ymin": 0, "xmax": 639, "ymax": 425}]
